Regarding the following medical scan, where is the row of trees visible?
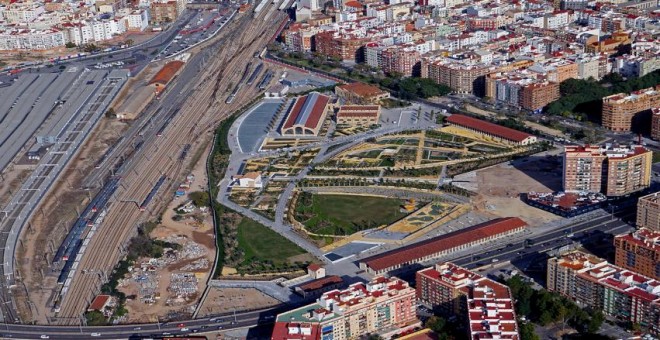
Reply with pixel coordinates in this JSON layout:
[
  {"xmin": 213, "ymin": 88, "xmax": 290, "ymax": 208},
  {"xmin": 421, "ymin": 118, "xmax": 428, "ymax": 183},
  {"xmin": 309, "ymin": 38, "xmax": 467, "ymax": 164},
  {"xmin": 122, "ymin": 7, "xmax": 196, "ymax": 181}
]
[
  {"xmin": 506, "ymin": 276, "xmax": 605, "ymax": 339},
  {"xmin": 545, "ymin": 70, "xmax": 660, "ymax": 117}
]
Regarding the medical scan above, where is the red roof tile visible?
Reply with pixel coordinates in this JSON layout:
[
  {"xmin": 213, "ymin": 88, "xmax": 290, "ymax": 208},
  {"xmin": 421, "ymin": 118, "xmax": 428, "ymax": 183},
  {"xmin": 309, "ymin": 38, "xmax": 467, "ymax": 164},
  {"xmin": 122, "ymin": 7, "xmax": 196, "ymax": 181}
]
[
  {"xmin": 446, "ymin": 114, "xmax": 533, "ymax": 142},
  {"xmin": 88, "ymin": 295, "xmax": 110, "ymax": 311},
  {"xmin": 149, "ymin": 60, "xmax": 184, "ymax": 86},
  {"xmin": 361, "ymin": 217, "xmax": 527, "ymax": 272},
  {"xmin": 298, "ymin": 275, "xmax": 343, "ymax": 292},
  {"xmin": 282, "ymin": 93, "xmax": 330, "ymax": 130}
]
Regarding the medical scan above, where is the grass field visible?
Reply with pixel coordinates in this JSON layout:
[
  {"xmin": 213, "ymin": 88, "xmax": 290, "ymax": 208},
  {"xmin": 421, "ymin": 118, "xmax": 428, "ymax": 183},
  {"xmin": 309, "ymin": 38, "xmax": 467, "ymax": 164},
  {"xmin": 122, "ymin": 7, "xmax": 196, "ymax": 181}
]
[
  {"xmin": 237, "ymin": 218, "xmax": 306, "ymax": 264},
  {"xmin": 295, "ymin": 193, "xmax": 406, "ymax": 235}
]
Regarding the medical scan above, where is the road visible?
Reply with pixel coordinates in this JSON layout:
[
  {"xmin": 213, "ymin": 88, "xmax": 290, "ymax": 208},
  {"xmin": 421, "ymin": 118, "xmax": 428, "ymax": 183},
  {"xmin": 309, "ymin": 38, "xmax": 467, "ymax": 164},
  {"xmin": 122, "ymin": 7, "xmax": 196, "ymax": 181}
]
[{"xmin": 0, "ymin": 307, "xmax": 279, "ymax": 339}]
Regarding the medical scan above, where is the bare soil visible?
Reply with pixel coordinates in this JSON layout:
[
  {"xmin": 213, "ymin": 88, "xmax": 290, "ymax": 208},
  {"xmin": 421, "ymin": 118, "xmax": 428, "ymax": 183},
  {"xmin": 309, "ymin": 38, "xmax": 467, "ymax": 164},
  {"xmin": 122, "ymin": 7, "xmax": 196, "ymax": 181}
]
[
  {"xmin": 119, "ymin": 143, "xmax": 216, "ymax": 323},
  {"xmin": 196, "ymin": 288, "xmax": 280, "ymax": 317},
  {"xmin": 471, "ymin": 156, "xmax": 562, "ymax": 226}
]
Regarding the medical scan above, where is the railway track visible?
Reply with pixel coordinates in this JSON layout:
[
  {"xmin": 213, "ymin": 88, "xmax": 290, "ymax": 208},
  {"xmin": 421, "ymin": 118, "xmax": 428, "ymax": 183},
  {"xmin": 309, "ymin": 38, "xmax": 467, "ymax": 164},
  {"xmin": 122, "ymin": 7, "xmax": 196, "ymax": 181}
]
[{"xmin": 51, "ymin": 5, "xmax": 287, "ymax": 323}]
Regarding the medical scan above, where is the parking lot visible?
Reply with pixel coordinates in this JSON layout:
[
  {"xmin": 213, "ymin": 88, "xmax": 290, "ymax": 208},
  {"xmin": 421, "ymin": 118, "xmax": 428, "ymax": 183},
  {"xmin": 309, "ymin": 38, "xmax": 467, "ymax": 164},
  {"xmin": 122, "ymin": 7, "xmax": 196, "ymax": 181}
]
[{"xmin": 157, "ymin": 8, "xmax": 234, "ymax": 60}]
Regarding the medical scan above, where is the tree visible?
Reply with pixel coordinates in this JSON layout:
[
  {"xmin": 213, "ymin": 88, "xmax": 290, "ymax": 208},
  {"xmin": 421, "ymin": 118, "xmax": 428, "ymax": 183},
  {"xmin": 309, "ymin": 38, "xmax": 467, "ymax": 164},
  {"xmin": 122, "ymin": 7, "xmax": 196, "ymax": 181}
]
[
  {"xmin": 519, "ymin": 322, "xmax": 540, "ymax": 340},
  {"xmin": 587, "ymin": 310, "xmax": 604, "ymax": 333},
  {"xmin": 85, "ymin": 311, "xmax": 107, "ymax": 326},
  {"xmin": 124, "ymin": 39, "xmax": 134, "ymax": 47},
  {"xmin": 189, "ymin": 191, "xmax": 210, "ymax": 207},
  {"xmin": 65, "ymin": 42, "xmax": 76, "ymax": 48},
  {"xmin": 425, "ymin": 315, "xmax": 446, "ymax": 333}
]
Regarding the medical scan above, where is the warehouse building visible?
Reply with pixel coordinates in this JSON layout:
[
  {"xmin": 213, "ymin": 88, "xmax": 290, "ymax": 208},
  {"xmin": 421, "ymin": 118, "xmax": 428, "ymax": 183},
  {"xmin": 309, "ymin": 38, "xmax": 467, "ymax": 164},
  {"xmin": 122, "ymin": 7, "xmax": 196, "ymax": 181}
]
[
  {"xmin": 148, "ymin": 60, "xmax": 185, "ymax": 95},
  {"xmin": 336, "ymin": 105, "xmax": 381, "ymax": 127},
  {"xmin": 280, "ymin": 92, "xmax": 331, "ymax": 136},
  {"xmin": 445, "ymin": 114, "xmax": 537, "ymax": 145},
  {"xmin": 358, "ymin": 217, "xmax": 527, "ymax": 275}
]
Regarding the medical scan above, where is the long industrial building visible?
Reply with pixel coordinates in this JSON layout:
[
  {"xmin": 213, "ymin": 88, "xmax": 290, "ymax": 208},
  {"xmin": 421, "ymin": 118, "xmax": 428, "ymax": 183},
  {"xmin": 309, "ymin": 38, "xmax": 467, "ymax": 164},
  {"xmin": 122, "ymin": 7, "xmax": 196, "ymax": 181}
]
[
  {"xmin": 445, "ymin": 114, "xmax": 537, "ymax": 145},
  {"xmin": 358, "ymin": 217, "xmax": 527, "ymax": 275},
  {"xmin": 280, "ymin": 92, "xmax": 331, "ymax": 136}
]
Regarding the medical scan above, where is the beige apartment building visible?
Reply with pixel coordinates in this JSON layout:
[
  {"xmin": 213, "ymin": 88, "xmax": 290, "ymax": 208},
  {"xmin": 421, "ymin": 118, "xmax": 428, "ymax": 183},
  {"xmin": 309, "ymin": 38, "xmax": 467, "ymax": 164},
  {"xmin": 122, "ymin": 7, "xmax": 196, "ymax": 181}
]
[
  {"xmin": 614, "ymin": 228, "xmax": 660, "ymax": 280},
  {"xmin": 563, "ymin": 144, "xmax": 652, "ymax": 196},
  {"xmin": 652, "ymin": 108, "xmax": 660, "ymax": 140},
  {"xmin": 637, "ymin": 192, "xmax": 660, "ymax": 231},
  {"xmin": 601, "ymin": 86, "xmax": 660, "ymax": 132},
  {"xmin": 271, "ymin": 277, "xmax": 417, "ymax": 340}
]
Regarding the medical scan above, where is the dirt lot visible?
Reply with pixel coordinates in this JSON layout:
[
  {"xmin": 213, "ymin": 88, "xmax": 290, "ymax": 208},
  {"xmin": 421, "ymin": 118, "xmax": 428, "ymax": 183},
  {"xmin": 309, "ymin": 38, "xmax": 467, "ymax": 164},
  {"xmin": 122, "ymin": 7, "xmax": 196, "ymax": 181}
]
[
  {"xmin": 470, "ymin": 155, "xmax": 563, "ymax": 226},
  {"xmin": 120, "ymin": 144, "xmax": 216, "ymax": 323},
  {"xmin": 197, "ymin": 288, "xmax": 281, "ymax": 317}
]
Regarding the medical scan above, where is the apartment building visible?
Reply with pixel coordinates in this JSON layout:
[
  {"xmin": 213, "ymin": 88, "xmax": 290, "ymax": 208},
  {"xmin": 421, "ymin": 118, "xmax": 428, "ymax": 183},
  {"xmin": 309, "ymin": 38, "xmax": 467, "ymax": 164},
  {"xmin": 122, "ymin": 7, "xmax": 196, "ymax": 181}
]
[
  {"xmin": 652, "ymin": 108, "xmax": 660, "ymax": 140},
  {"xmin": 150, "ymin": 0, "xmax": 186, "ymax": 24},
  {"xmin": 315, "ymin": 31, "xmax": 368, "ymax": 62},
  {"xmin": 563, "ymin": 144, "xmax": 652, "ymax": 196},
  {"xmin": 520, "ymin": 81, "xmax": 560, "ymax": 112},
  {"xmin": 271, "ymin": 277, "xmax": 417, "ymax": 340},
  {"xmin": 636, "ymin": 191, "xmax": 660, "ymax": 231},
  {"xmin": 547, "ymin": 251, "xmax": 660, "ymax": 333},
  {"xmin": 421, "ymin": 58, "xmax": 492, "ymax": 94},
  {"xmin": 602, "ymin": 86, "xmax": 660, "ymax": 132},
  {"xmin": 416, "ymin": 263, "xmax": 520, "ymax": 340},
  {"xmin": 614, "ymin": 228, "xmax": 660, "ymax": 280},
  {"xmin": 381, "ymin": 44, "xmax": 420, "ymax": 76},
  {"xmin": 0, "ymin": 28, "xmax": 66, "ymax": 50}
]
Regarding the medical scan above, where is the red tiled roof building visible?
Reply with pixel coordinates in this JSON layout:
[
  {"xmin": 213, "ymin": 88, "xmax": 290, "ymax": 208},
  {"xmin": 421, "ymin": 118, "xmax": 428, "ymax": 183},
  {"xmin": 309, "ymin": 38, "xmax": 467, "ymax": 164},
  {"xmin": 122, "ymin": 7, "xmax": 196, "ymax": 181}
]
[
  {"xmin": 281, "ymin": 92, "xmax": 331, "ymax": 136},
  {"xmin": 417, "ymin": 263, "xmax": 520, "ymax": 340},
  {"xmin": 358, "ymin": 217, "xmax": 527, "ymax": 275},
  {"xmin": 445, "ymin": 114, "xmax": 536, "ymax": 145}
]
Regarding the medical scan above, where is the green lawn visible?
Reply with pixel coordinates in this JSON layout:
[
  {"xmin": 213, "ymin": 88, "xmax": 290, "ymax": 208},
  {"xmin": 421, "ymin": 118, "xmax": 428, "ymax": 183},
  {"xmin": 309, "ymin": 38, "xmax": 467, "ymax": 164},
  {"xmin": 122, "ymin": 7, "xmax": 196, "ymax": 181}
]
[
  {"xmin": 295, "ymin": 193, "xmax": 406, "ymax": 235},
  {"xmin": 237, "ymin": 218, "xmax": 306, "ymax": 264},
  {"xmin": 653, "ymin": 151, "xmax": 660, "ymax": 163}
]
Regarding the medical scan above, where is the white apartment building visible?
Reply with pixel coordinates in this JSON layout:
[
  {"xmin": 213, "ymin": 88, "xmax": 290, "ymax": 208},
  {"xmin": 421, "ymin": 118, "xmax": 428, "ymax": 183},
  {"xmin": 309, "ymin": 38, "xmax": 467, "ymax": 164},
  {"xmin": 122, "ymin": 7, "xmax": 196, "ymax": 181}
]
[
  {"xmin": 0, "ymin": 28, "xmax": 66, "ymax": 50},
  {"xmin": 2, "ymin": 4, "xmax": 45, "ymax": 24}
]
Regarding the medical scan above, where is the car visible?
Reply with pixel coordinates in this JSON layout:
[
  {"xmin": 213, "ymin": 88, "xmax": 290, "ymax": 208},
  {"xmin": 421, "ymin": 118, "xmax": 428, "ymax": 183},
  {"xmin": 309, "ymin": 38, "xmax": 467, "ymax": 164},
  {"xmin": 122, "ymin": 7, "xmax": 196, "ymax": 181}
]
[
  {"xmin": 217, "ymin": 326, "xmax": 224, "ymax": 330},
  {"xmin": 177, "ymin": 323, "xmax": 185, "ymax": 328},
  {"xmin": 230, "ymin": 321, "xmax": 237, "ymax": 325},
  {"xmin": 133, "ymin": 327, "xmax": 142, "ymax": 330},
  {"xmin": 180, "ymin": 327, "xmax": 190, "ymax": 332},
  {"xmin": 91, "ymin": 333, "xmax": 101, "ymax": 337},
  {"xmin": 40, "ymin": 336, "xmax": 50, "ymax": 339}
]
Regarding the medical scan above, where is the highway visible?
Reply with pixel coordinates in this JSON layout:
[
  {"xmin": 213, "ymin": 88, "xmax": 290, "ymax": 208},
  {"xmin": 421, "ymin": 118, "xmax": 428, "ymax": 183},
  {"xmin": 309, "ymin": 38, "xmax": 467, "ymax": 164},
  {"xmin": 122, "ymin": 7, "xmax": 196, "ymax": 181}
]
[{"xmin": 0, "ymin": 308, "xmax": 278, "ymax": 339}]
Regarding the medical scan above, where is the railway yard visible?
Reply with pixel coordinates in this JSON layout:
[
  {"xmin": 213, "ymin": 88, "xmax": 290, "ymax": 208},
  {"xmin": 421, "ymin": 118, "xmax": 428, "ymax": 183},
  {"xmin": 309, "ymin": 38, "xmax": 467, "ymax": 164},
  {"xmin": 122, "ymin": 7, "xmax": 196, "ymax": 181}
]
[{"xmin": 11, "ymin": 2, "xmax": 289, "ymax": 325}]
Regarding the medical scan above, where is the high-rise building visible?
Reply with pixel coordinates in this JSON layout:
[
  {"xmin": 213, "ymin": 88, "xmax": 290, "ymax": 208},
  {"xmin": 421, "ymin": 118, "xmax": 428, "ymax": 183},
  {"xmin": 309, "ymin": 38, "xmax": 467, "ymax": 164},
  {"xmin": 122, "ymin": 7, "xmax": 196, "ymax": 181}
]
[
  {"xmin": 563, "ymin": 144, "xmax": 652, "ymax": 196},
  {"xmin": 614, "ymin": 228, "xmax": 660, "ymax": 280},
  {"xmin": 651, "ymin": 108, "xmax": 660, "ymax": 141},
  {"xmin": 416, "ymin": 263, "xmax": 520, "ymax": 340},
  {"xmin": 547, "ymin": 251, "xmax": 660, "ymax": 334},
  {"xmin": 601, "ymin": 86, "xmax": 660, "ymax": 132},
  {"xmin": 637, "ymin": 191, "xmax": 660, "ymax": 232},
  {"xmin": 271, "ymin": 276, "xmax": 417, "ymax": 340}
]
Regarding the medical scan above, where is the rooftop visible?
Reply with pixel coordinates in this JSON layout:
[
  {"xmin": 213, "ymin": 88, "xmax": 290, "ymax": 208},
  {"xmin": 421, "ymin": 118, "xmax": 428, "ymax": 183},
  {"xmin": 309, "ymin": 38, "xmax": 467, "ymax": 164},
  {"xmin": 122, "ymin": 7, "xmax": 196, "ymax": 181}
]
[
  {"xmin": 337, "ymin": 105, "xmax": 380, "ymax": 118},
  {"xmin": 149, "ymin": 60, "xmax": 184, "ymax": 86},
  {"xmin": 360, "ymin": 217, "xmax": 527, "ymax": 272},
  {"xmin": 88, "ymin": 295, "xmax": 111, "ymax": 311},
  {"xmin": 282, "ymin": 92, "xmax": 330, "ymax": 130},
  {"xmin": 337, "ymin": 82, "xmax": 389, "ymax": 98},
  {"xmin": 445, "ymin": 114, "xmax": 533, "ymax": 143},
  {"xmin": 297, "ymin": 275, "xmax": 343, "ymax": 293},
  {"xmin": 614, "ymin": 228, "xmax": 660, "ymax": 252}
]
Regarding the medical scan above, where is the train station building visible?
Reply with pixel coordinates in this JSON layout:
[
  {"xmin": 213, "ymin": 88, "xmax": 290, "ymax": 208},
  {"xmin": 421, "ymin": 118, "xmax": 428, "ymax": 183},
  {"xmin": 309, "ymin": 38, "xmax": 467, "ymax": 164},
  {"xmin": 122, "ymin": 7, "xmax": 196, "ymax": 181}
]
[{"xmin": 280, "ymin": 92, "xmax": 332, "ymax": 136}]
